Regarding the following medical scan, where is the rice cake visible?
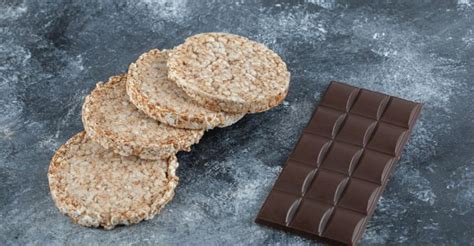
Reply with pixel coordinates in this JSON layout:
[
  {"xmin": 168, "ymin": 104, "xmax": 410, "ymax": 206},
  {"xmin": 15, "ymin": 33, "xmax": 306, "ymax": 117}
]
[
  {"xmin": 82, "ymin": 74, "xmax": 204, "ymax": 159},
  {"xmin": 167, "ymin": 32, "xmax": 290, "ymax": 113},
  {"xmin": 127, "ymin": 49, "xmax": 244, "ymax": 130},
  {"xmin": 48, "ymin": 131, "xmax": 179, "ymax": 229}
]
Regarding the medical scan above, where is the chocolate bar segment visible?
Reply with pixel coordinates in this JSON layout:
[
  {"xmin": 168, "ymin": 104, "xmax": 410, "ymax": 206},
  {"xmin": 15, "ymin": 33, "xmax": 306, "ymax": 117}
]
[
  {"xmin": 306, "ymin": 107, "xmax": 346, "ymax": 138},
  {"xmin": 289, "ymin": 200, "xmax": 333, "ymax": 235},
  {"xmin": 320, "ymin": 82, "xmax": 360, "ymax": 112},
  {"xmin": 256, "ymin": 81, "xmax": 422, "ymax": 245},
  {"xmin": 290, "ymin": 134, "xmax": 331, "ymax": 166}
]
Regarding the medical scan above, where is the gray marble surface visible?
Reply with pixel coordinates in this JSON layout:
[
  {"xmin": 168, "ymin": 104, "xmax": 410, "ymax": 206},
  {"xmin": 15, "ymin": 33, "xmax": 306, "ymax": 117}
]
[{"xmin": 1, "ymin": 0, "xmax": 473, "ymax": 245}]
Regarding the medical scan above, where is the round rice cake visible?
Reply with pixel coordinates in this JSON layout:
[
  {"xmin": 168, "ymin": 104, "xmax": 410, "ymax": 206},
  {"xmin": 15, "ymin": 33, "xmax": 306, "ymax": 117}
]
[
  {"xmin": 127, "ymin": 49, "xmax": 244, "ymax": 130},
  {"xmin": 82, "ymin": 74, "xmax": 204, "ymax": 159},
  {"xmin": 48, "ymin": 132, "xmax": 179, "ymax": 230},
  {"xmin": 167, "ymin": 32, "xmax": 290, "ymax": 113}
]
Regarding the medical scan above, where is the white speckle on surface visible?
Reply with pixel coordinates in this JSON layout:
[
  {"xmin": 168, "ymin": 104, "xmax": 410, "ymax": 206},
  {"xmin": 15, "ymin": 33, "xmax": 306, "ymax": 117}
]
[
  {"xmin": 450, "ymin": 163, "xmax": 474, "ymax": 215},
  {"xmin": 457, "ymin": 0, "xmax": 472, "ymax": 8},
  {"xmin": 370, "ymin": 47, "xmax": 397, "ymax": 57},
  {"xmin": 462, "ymin": 29, "xmax": 474, "ymax": 47},
  {"xmin": 69, "ymin": 55, "xmax": 84, "ymax": 72},
  {"xmin": 305, "ymin": 0, "xmax": 337, "ymax": 10},
  {"xmin": 348, "ymin": 24, "xmax": 463, "ymax": 109},
  {"xmin": 403, "ymin": 121, "xmax": 437, "ymax": 163},
  {"xmin": 396, "ymin": 166, "xmax": 437, "ymax": 205},
  {"xmin": 254, "ymin": 5, "xmax": 327, "ymax": 52},
  {"xmin": 0, "ymin": 128, "xmax": 15, "ymax": 140},
  {"xmin": 133, "ymin": 0, "xmax": 189, "ymax": 23},
  {"xmin": 317, "ymin": 24, "xmax": 328, "ymax": 34},
  {"xmin": 38, "ymin": 136, "xmax": 61, "ymax": 152},
  {"xmin": 0, "ymin": 42, "xmax": 29, "ymax": 143},
  {"xmin": 363, "ymin": 229, "xmax": 388, "ymax": 244},
  {"xmin": 313, "ymin": 91, "xmax": 321, "ymax": 100},
  {"xmin": 0, "ymin": 2, "xmax": 27, "ymax": 21},
  {"xmin": 372, "ymin": 32, "xmax": 385, "ymax": 39},
  {"xmin": 53, "ymin": 89, "xmax": 87, "ymax": 138},
  {"xmin": 363, "ymin": 196, "xmax": 408, "ymax": 244},
  {"xmin": 422, "ymin": 221, "xmax": 440, "ymax": 231}
]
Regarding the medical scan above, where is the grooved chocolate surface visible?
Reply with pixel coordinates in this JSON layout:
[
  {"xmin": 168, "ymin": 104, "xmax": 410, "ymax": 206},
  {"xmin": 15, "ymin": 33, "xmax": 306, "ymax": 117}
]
[{"xmin": 255, "ymin": 81, "xmax": 422, "ymax": 245}]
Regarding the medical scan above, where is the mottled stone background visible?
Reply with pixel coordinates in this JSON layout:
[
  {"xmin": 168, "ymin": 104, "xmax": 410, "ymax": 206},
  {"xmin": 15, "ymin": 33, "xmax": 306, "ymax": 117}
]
[{"xmin": 1, "ymin": 0, "xmax": 473, "ymax": 245}]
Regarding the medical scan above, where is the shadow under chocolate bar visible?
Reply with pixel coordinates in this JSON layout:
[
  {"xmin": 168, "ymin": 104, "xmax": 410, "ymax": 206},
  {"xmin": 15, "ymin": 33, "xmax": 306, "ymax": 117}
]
[{"xmin": 255, "ymin": 81, "xmax": 422, "ymax": 245}]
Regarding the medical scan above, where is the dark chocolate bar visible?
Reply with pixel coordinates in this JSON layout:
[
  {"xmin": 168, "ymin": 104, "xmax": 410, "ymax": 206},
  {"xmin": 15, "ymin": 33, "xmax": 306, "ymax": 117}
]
[{"xmin": 255, "ymin": 81, "xmax": 422, "ymax": 245}]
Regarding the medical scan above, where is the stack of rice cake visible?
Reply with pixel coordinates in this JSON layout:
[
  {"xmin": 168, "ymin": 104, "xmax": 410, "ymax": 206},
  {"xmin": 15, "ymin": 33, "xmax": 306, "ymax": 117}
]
[{"xmin": 48, "ymin": 33, "xmax": 290, "ymax": 229}]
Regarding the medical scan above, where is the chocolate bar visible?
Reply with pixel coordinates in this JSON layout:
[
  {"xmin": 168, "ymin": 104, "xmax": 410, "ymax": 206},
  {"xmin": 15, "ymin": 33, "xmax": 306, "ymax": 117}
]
[{"xmin": 255, "ymin": 81, "xmax": 422, "ymax": 245}]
